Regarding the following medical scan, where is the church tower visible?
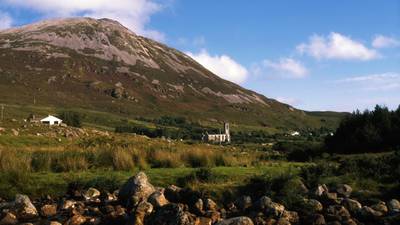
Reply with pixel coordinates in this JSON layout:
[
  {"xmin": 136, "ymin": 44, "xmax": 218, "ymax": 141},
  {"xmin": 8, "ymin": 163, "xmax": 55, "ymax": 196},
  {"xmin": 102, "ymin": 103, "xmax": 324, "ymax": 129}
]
[{"xmin": 224, "ymin": 122, "xmax": 231, "ymax": 143}]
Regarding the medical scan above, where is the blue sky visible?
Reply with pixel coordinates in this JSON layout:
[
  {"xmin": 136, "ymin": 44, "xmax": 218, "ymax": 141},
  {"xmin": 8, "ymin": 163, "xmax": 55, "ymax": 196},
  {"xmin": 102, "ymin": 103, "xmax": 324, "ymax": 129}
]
[{"xmin": 0, "ymin": 0, "xmax": 399, "ymax": 111}]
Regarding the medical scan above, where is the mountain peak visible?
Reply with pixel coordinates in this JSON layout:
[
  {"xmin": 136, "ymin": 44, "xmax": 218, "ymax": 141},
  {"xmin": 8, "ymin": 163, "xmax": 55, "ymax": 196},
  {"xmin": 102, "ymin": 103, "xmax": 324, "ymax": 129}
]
[{"xmin": 0, "ymin": 17, "xmax": 324, "ymax": 129}]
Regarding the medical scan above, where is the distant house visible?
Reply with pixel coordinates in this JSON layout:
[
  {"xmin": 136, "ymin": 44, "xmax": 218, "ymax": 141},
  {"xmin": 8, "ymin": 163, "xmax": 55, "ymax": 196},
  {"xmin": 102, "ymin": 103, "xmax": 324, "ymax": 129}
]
[
  {"xmin": 40, "ymin": 115, "xmax": 62, "ymax": 126},
  {"xmin": 290, "ymin": 131, "xmax": 300, "ymax": 136},
  {"xmin": 204, "ymin": 122, "xmax": 231, "ymax": 143}
]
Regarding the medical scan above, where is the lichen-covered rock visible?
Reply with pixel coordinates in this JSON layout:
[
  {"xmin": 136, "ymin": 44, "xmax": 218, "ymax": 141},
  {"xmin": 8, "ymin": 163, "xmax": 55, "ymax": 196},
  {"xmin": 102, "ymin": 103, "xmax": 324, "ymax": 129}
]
[
  {"xmin": 14, "ymin": 194, "xmax": 38, "ymax": 220},
  {"xmin": 119, "ymin": 172, "xmax": 156, "ymax": 207},
  {"xmin": 215, "ymin": 216, "xmax": 254, "ymax": 225}
]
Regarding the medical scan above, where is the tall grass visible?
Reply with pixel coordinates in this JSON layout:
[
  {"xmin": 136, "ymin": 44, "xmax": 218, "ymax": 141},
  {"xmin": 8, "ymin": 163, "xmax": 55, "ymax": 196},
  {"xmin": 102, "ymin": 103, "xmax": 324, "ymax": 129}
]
[{"xmin": 0, "ymin": 136, "xmax": 270, "ymax": 174}]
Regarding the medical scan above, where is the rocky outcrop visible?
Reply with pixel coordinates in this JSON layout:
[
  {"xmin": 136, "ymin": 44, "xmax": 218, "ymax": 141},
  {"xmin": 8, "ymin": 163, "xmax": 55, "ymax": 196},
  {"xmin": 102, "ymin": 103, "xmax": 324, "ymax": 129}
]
[{"xmin": 0, "ymin": 174, "xmax": 399, "ymax": 225}]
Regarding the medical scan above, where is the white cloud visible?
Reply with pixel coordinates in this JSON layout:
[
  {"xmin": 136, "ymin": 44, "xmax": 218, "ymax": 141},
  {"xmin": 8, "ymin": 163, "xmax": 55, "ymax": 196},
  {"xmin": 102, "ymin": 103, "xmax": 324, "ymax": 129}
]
[
  {"xmin": 263, "ymin": 58, "xmax": 308, "ymax": 78},
  {"xmin": 186, "ymin": 49, "xmax": 248, "ymax": 84},
  {"xmin": 1, "ymin": 0, "xmax": 164, "ymax": 41},
  {"xmin": 0, "ymin": 12, "xmax": 12, "ymax": 30},
  {"xmin": 297, "ymin": 32, "xmax": 379, "ymax": 61},
  {"xmin": 337, "ymin": 72, "xmax": 400, "ymax": 91},
  {"xmin": 372, "ymin": 35, "xmax": 400, "ymax": 48}
]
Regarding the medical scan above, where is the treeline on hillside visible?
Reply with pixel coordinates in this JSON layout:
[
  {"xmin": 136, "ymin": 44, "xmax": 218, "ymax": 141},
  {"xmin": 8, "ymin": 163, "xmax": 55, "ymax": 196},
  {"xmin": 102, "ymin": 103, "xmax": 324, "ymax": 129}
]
[
  {"xmin": 115, "ymin": 116, "xmax": 208, "ymax": 140},
  {"xmin": 326, "ymin": 105, "xmax": 400, "ymax": 154}
]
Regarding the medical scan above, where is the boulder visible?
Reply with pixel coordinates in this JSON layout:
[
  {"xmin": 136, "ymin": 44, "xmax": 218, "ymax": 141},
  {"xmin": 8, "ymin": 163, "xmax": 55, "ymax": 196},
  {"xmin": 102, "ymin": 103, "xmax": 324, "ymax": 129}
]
[
  {"xmin": 40, "ymin": 204, "xmax": 57, "ymax": 217},
  {"xmin": 193, "ymin": 198, "xmax": 204, "ymax": 215},
  {"xmin": 315, "ymin": 184, "xmax": 329, "ymax": 197},
  {"xmin": 282, "ymin": 210, "xmax": 299, "ymax": 224},
  {"xmin": 359, "ymin": 206, "xmax": 383, "ymax": 218},
  {"xmin": 335, "ymin": 184, "xmax": 352, "ymax": 197},
  {"xmin": 164, "ymin": 185, "xmax": 182, "ymax": 203},
  {"xmin": 305, "ymin": 214, "xmax": 326, "ymax": 225},
  {"xmin": 61, "ymin": 200, "xmax": 77, "ymax": 210},
  {"xmin": 146, "ymin": 203, "xmax": 197, "ymax": 225},
  {"xmin": 388, "ymin": 199, "xmax": 400, "ymax": 213},
  {"xmin": 254, "ymin": 196, "xmax": 272, "ymax": 210},
  {"xmin": 371, "ymin": 201, "xmax": 388, "ymax": 214},
  {"xmin": 83, "ymin": 188, "xmax": 101, "ymax": 201},
  {"xmin": 197, "ymin": 217, "xmax": 212, "ymax": 225},
  {"xmin": 321, "ymin": 192, "xmax": 338, "ymax": 205},
  {"xmin": 215, "ymin": 216, "xmax": 254, "ymax": 225},
  {"xmin": 11, "ymin": 129, "xmax": 19, "ymax": 136},
  {"xmin": 133, "ymin": 201, "xmax": 153, "ymax": 225},
  {"xmin": 14, "ymin": 194, "xmax": 38, "ymax": 220},
  {"xmin": 66, "ymin": 214, "xmax": 86, "ymax": 225},
  {"xmin": 235, "ymin": 196, "xmax": 252, "ymax": 211},
  {"xmin": 148, "ymin": 191, "xmax": 169, "ymax": 208},
  {"xmin": 275, "ymin": 218, "xmax": 291, "ymax": 225},
  {"xmin": 119, "ymin": 172, "xmax": 156, "ymax": 207},
  {"xmin": 0, "ymin": 212, "xmax": 18, "ymax": 225},
  {"xmin": 326, "ymin": 205, "xmax": 351, "ymax": 220},
  {"xmin": 204, "ymin": 210, "xmax": 221, "ymax": 223},
  {"xmin": 341, "ymin": 198, "xmax": 362, "ymax": 214},
  {"xmin": 204, "ymin": 198, "xmax": 218, "ymax": 211},
  {"xmin": 265, "ymin": 202, "xmax": 285, "ymax": 217},
  {"xmin": 304, "ymin": 199, "xmax": 323, "ymax": 212},
  {"xmin": 49, "ymin": 222, "xmax": 62, "ymax": 225}
]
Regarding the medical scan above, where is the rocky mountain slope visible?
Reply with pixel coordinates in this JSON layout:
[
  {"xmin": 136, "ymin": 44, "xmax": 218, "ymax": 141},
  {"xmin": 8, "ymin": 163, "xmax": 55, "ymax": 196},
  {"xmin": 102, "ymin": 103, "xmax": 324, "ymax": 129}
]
[{"xmin": 0, "ymin": 17, "xmax": 337, "ymax": 129}]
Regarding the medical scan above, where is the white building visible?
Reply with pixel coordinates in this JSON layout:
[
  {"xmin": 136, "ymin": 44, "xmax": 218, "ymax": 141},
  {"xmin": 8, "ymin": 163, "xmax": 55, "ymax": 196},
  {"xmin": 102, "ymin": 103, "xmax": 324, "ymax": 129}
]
[
  {"xmin": 40, "ymin": 115, "xmax": 63, "ymax": 126},
  {"xmin": 290, "ymin": 131, "xmax": 300, "ymax": 136},
  {"xmin": 205, "ymin": 122, "xmax": 231, "ymax": 143}
]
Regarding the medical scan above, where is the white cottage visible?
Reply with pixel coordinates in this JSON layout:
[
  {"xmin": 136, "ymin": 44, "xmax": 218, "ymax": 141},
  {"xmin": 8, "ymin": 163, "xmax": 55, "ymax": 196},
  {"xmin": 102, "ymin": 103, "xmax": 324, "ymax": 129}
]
[{"xmin": 40, "ymin": 115, "xmax": 62, "ymax": 126}]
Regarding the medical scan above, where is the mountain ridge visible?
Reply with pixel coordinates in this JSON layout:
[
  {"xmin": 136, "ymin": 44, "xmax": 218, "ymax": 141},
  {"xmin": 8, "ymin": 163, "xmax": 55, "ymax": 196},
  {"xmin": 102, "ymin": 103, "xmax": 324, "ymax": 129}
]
[{"xmin": 0, "ymin": 17, "xmax": 341, "ymax": 130}]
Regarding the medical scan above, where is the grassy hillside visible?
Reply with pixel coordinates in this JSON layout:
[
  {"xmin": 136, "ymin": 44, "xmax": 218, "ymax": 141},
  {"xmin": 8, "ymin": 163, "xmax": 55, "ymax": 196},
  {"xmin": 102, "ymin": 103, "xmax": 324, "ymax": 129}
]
[{"xmin": 0, "ymin": 18, "xmax": 343, "ymax": 131}]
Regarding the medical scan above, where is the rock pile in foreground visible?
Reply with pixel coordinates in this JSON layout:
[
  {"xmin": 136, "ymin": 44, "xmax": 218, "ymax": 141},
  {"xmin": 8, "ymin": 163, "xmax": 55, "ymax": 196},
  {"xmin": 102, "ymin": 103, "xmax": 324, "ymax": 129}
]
[{"xmin": 0, "ymin": 172, "xmax": 399, "ymax": 225}]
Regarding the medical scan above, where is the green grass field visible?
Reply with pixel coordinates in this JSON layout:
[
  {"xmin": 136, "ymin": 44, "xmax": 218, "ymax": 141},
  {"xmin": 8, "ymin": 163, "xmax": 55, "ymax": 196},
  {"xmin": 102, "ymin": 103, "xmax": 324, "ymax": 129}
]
[{"xmin": 0, "ymin": 163, "xmax": 307, "ymax": 200}]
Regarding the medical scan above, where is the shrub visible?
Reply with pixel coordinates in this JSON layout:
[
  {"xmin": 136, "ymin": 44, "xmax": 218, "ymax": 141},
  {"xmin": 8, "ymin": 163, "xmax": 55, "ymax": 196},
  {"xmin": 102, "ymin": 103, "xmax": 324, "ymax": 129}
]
[{"xmin": 58, "ymin": 111, "xmax": 83, "ymax": 127}]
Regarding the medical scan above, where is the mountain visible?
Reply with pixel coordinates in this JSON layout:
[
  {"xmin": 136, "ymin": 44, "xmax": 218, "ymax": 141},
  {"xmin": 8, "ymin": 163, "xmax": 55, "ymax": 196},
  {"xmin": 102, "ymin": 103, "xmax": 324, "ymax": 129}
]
[{"xmin": 0, "ymin": 18, "xmax": 341, "ymax": 130}]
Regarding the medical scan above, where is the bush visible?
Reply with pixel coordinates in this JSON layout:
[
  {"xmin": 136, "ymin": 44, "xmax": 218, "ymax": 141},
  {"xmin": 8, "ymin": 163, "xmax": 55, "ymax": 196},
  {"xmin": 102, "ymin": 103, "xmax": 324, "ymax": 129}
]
[
  {"xmin": 58, "ymin": 111, "xmax": 83, "ymax": 127},
  {"xmin": 238, "ymin": 173, "xmax": 306, "ymax": 209}
]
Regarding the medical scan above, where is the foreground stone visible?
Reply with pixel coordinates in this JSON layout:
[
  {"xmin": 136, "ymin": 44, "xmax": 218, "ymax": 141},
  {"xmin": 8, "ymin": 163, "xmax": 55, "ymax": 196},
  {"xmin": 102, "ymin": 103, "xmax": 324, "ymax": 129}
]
[
  {"xmin": 0, "ymin": 173, "xmax": 399, "ymax": 225},
  {"xmin": 215, "ymin": 216, "xmax": 254, "ymax": 225},
  {"xmin": 119, "ymin": 172, "xmax": 156, "ymax": 207},
  {"xmin": 14, "ymin": 194, "xmax": 38, "ymax": 220}
]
